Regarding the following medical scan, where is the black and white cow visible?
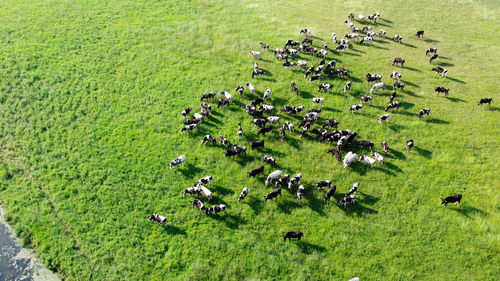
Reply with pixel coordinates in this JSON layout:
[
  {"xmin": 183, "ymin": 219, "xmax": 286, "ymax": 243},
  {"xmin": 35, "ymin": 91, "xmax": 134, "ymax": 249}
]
[
  {"xmin": 390, "ymin": 71, "xmax": 402, "ymax": 80},
  {"xmin": 280, "ymin": 127, "xmax": 286, "ymax": 141},
  {"xmin": 361, "ymin": 36, "xmax": 373, "ymax": 44},
  {"xmin": 207, "ymin": 204, "xmax": 227, "ymax": 215},
  {"xmin": 249, "ymin": 140, "xmax": 265, "ymax": 149},
  {"xmin": 389, "ymin": 91, "xmax": 397, "ymax": 103},
  {"xmin": 392, "ymin": 34, "xmax": 403, "ymax": 43},
  {"xmin": 432, "ymin": 67, "xmax": 448, "ymax": 77},
  {"xmin": 381, "ymin": 141, "xmax": 389, "ymax": 154},
  {"xmin": 296, "ymin": 185, "xmax": 305, "ymax": 201},
  {"xmin": 349, "ymin": 104, "xmax": 363, "ymax": 113},
  {"xmin": 267, "ymin": 116, "xmax": 280, "ymax": 124},
  {"xmin": 304, "ymin": 67, "xmax": 314, "ymax": 78},
  {"xmin": 435, "ymin": 87, "xmax": 449, "ymax": 96},
  {"xmin": 426, "ymin": 48, "xmax": 437, "ymax": 55},
  {"xmin": 200, "ymin": 92, "xmax": 216, "ymax": 101},
  {"xmin": 235, "ymin": 85, "xmax": 244, "ymax": 96},
  {"xmin": 418, "ymin": 108, "xmax": 431, "ymax": 119},
  {"xmin": 477, "ymin": 98, "xmax": 492, "ymax": 107},
  {"xmin": 195, "ymin": 176, "xmax": 213, "ymax": 187},
  {"xmin": 183, "ymin": 186, "xmax": 201, "ymax": 197},
  {"xmin": 344, "ymin": 81, "xmax": 352, "ymax": 93},
  {"xmin": 290, "ymin": 81, "xmax": 299, "ymax": 96},
  {"xmin": 385, "ymin": 101, "xmax": 402, "ymax": 111},
  {"xmin": 318, "ymin": 83, "xmax": 331, "ymax": 93},
  {"xmin": 181, "ymin": 107, "xmax": 192, "ymax": 119},
  {"xmin": 441, "ymin": 194, "xmax": 462, "ymax": 207},
  {"xmin": 358, "ymin": 140, "xmax": 374, "ymax": 151},
  {"xmin": 312, "ymin": 98, "xmax": 325, "ymax": 107},
  {"xmin": 429, "ymin": 53, "xmax": 439, "ymax": 64},
  {"xmin": 253, "ymin": 118, "xmax": 268, "ymax": 127},
  {"xmin": 217, "ymin": 98, "xmax": 230, "ymax": 108},
  {"xmin": 366, "ymin": 73, "xmax": 382, "ymax": 83},
  {"xmin": 257, "ymin": 125, "xmax": 273, "ymax": 136},
  {"xmin": 218, "ymin": 136, "xmax": 229, "ymax": 147},
  {"xmin": 249, "ymin": 51, "xmax": 261, "ymax": 59},
  {"xmin": 288, "ymin": 173, "xmax": 303, "ymax": 189},
  {"xmin": 283, "ymin": 121, "xmax": 295, "ymax": 132},
  {"xmin": 392, "ymin": 57, "xmax": 405, "ymax": 67},
  {"xmin": 323, "ymin": 119, "xmax": 339, "ymax": 129},
  {"xmin": 264, "ymin": 188, "xmax": 282, "ymax": 202},
  {"xmin": 260, "ymin": 42, "xmax": 269, "ymax": 50},
  {"xmin": 370, "ymin": 82, "xmax": 386, "ymax": 93},
  {"xmin": 310, "ymin": 74, "xmax": 322, "ymax": 82},
  {"xmin": 252, "ymin": 69, "xmax": 264, "ymax": 78},
  {"xmin": 378, "ymin": 114, "xmax": 390, "ymax": 123},
  {"xmin": 237, "ymin": 123, "xmax": 243, "ymax": 138},
  {"xmin": 183, "ymin": 119, "xmax": 199, "ymax": 125},
  {"xmin": 316, "ymin": 180, "xmax": 332, "ymax": 190},
  {"xmin": 274, "ymin": 174, "xmax": 289, "ymax": 188},
  {"xmin": 394, "ymin": 81, "xmax": 405, "ymax": 91},
  {"xmin": 238, "ymin": 187, "xmax": 248, "ymax": 203},
  {"xmin": 406, "ymin": 139, "xmax": 414, "ymax": 151},
  {"xmin": 169, "ymin": 154, "xmax": 186, "ymax": 169},
  {"xmin": 191, "ymin": 199, "xmax": 206, "ymax": 213},
  {"xmin": 246, "ymin": 83, "xmax": 255, "ymax": 94},
  {"xmin": 324, "ymin": 185, "xmax": 337, "ymax": 204},
  {"xmin": 378, "ymin": 29, "xmax": 386, "ymax": 38},
  {"xmin": 282, "ymin": 61, "xmax": 296, "ymax": 68},
  {"xmin": 300, "ymin": 28, "xmax": 311, "ymax": 37},
  {"xmin": 347, "ymin": 182, "xmax": 359, "ymax": 197},
  {"xmin": 149, "ymin": 214, "xmax": 168, "ymax": 227},
  {"xmin": 339, "ymin": 195, "xmax": 355, "ymax": 206},
  {"xmin": 261, "ymin": 155, "xmax": 276, "ymax": 166},
  {"xmin": 283, "ymin": 230, "xmax": 303, "ymax": 242},
  {"xmin": 251, "ymin": 98, "xmax": 264, "ymax": 107},
  {"xmin": 202, "ymin": 135, "xmax": 216, "ymax": 145}
]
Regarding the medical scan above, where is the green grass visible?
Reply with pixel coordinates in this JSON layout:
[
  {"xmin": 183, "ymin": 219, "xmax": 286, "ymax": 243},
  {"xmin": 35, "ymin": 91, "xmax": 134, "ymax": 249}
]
[{"xmin": 0, "ymin": 0, "xmax": 499, "ymax": 280}]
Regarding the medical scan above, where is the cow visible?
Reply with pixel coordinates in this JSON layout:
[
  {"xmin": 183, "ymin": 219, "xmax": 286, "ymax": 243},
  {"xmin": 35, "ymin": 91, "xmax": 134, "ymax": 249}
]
[
  {"xmin": 360, "ymin": 95, "xmax": 372, "ymax": 105},
  {"xmin": 426, "ymin": 48, "xmax": 437, "ymax": 55},
  {"xmin": 249, "ymin": 51, "xmax": 261, "ymax": 59},
  {"xmin": 183, "ymin": 186, "xmax": 201, "ymax": 198},
  {"xmin": 358, "ymin": 14, "xmax": 365, "ymax": 22},
  {"xmin": 251, "ymin": 98, "xmax": 264, "ymax": 107},
  {"xmin": 202, "ymin": 135, "xmax": 216, "ymax": 145},
  {"xmin": 366, "ymin": 73, "xmax": 382, "ymax": 83},
  {"xmin": 385, "ymin": 101, "xmax": 402, "ymax": 111},
  {"xmin": 441, "ymin": 194, "xmax": 462, "ymax": 207},
  {"xmin": 346, "ymin": 182, "xmax": 359, "ymax": 197},
  {"xmin": 148, "ymin": 214, "xmax": 168, "ymax": 228},
  {"xmin": 290, "ymin": 81, "xmax": 299, "ymax": 96},
  {"xmin": 361, "ymin": 36, "xmax": 373, "ymax": 44},
  {"xmin": 260, "ymin": 42, "xmax": 269, "ymax": 50},
  {"xmin": 429, "ymin": 53, "xmax": 438, "ymax": 64},
  {"xmin": 302, "ymin": 38, "xmax": 313, "ymax": 44},
  {"xmin": 372, "ymin": 152, "xmax": 384, "ymax": 164},
  {"xmin": 181, "ymin": 107, "xmax": 192, "ymax": 119},
  {"xmin": 344, "ymin": 81, "xmax": 352, "ymax": 93},
  {"xmin": 432, "ymin": 67, "xmax": 448, "ymax": 77},
  {"xmin": 378, "ymin": 114, "xmax": 390, "ymax": 123},
  {"xmin": 343, "ymin": 151, "xmax": 357, "ymax": 168},
  {"xmin": 283, "ymin": 230, "xmax": 303, "ymax": 242},
  {"xmin": 191, "ymin": 199, "xmax": 206, "ymax": 213},
  {"xmin": 198, "ymin": 185, "xmax": 213, "ymax": 201},
  {"xmin": 349, "ymin": 104, "xmax": 363, "ymax": 113},
  {"xmin": 225, "ymin": 149, "xmax": 238, "ymax": 158},
  {"xmin": 359, "ymin": 140, "xmax": 374, "ymax": 151},
  {"xmin": 331, "ymin": 32, "xmax": 338, "ymax": 43},
  {"xmin": 435, "ymin": 87, "xmax": 449, "ymax": 96},
  {"xmin": 246, "ymin": 83, "xmax": 256, "ymax": 94},
  {"xmin": 283, "ymin": 121, "xmax": 295, "ymax": 132},
  {"xmin": 249, "ymin": 140, "xmax": 264, "ymax": 149},
  {"xmin": 418, "ymin": 108, "xmax": 431, "ymax": 119},
  {"xmin": 367, "ymin": 31, "xmax": 376, "ymax": 38},
  {"xmin": 390, "ymin": 71, "xmax": 402, "ymax": 80},
  {"xmin": 207, "ymin": 204, "xmax": 226, "ymax": 215},
  {"xmin": 327, "ymin": 149, "xmax": 342, "ymax": 162},
  {"xmin": 169, "ymin": 154, "xmax": 186, "ymax": 169},
  {"xmin": 235, "ymin": 85, "xmax": 244, "ymax": 96},
  {"xmin": 310, "ymin": 74, "xmax": 322, "ymax": 82},
  {"xmin": 312, "ymin": 98, "xmax": 325, "ymax": 107},
  {"xmin": 339, "ymin": 195, "xmax": 355, "ymax": 206},
  {"xmin": 237, "ymin": 123, "xmax": 243, "ymax": 138},
  {"xmin": 252, "ymin": 69, "xmax": 264, "ymax": 78},
  {"xmin": 416, "ymin": 30, "xmax": 424, "ymax": 38},
  {"xmin": 362, "ymin": 26, "xmax": 372, "ymax": 33},
  {"xmin": 217, "ymin": 98, "xmax": 230, "ymax": 109},
  {"xmin": 378, "ymin": 29, "xmax": 387, "ymax": 38},
  {"xmin": 345, "ymin": 33, "xmax": 360, "ymax": 40},
  {"xmin": 261, "ymin": 155, "xmax": 276, "ymax": 166},
  {"xmin": 323, "ymin": 119, "xmax": 339, "ymax": 129},
  {"xmin": 259, "ymin": 104, "xmax": 274, "ymax": 114},
  {"xmin": 216, "ymin": 136, "xmax": 228, "ymax": 147},
  {"xmin": 326, "ymin": 60, "xmax": 337, "ymax": 70},
  {"xmin": 318, "ymin": 83, "xmax": 331, "ymax": 93},
  {"xmin": 257, "ymin": 125, "xmax": 273, "ymax": 136},
  {"xmin": 183, "ymin": 119, "xmax": 199, "ymax": 125},
  {"xmin": 300, "ymin": 28, "xmax": 311, "ymax": 37},
  {"xmin": 267, "ymin": 116, "xmax": 280, "ymax": 124},
  {"xmin": 348, "ymin": 13, "xmax": 354, "ymax": 21},
  {"xmin": 320, "ymin": 48, "xmax": 328, "ymax": 58},
  {"xmin": 381, "ymin": 141, "xmax": 389, "ymax": 154},
  {"xmin": 288, "ymin": 173, "xmax": 303, "ymax": 189},
  {"xmin": 296, "ymin": 185, "xmax": 306, "ymax": 201},
  {"xmin": 324, "ymin": 185, "xmax": 337, "ymax": 204},
  {"xmin": 392, "ymin": 34, "xmax": 403, "ymax": 43},
  {"xmin": 394, "ymin": 81, "xmax": 405, "ymax": 91},
  {"xmin": 238, "ymin": 187, "xmax": 249, "ymax": 203},
  {"xmin": 406, "ymin": 139, "xmax": 414, "ymax": 151},
  {"xmin": 392, "ymin": 57, "xmax": 405, "ymax": 67},
  {"xmin": 201, "ymin": 92, "xmax": 216, "ymax": 101},
  {"xmin": 477, "ymin": 98, "xmax": 492, "ymax": 107},
  {"xmin": 195, "ymin": 176, "xmax": 213, "ymax": 187},
  {"xmin": 315, "ymin": 180, "xmax": 332, "ymax": 190},
  {"xmin": 279, "ymin": 127, "xmax": 286, "ymax": 141},
  {"xmin": 265, "ymin": 170, "xmax": 282, "ymax": 186},
  {"xmin": 264, "ymin": 188, "xmax": 282, "ymax": 202},
  {"xmin": 274, "ymin": 174, "xmax": 289, "ymax": 188},
  {"xmin": 282, "ymin": 61, "xmax": 296, "ymax": 68},
  {"xmin": 370, "ymin": 82, "xmax": 386, "ymax": 93}
]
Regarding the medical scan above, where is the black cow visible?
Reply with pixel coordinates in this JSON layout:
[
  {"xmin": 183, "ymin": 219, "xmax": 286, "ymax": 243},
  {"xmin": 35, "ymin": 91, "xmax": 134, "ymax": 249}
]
[
  {"xmin": 406, "ymin": 139, "xmax": 414, "ymax": 151},
  {"xmin": 324, "ymin": 185, "xmax": 337, "ymax": 204},
  {"xmin": 248, "ymin": 166, "xmax": 264, "ymax": 177},
  {"xmin": 426, "ymin": 48, "xmax": 437, "ymax": 55},
  {"xmin": 249, "ymin": 140, "xmax": 265, "ymax": 149},
  {"xmin": 217, "ymin": 98, "xmax": 230, "ymax": 108},
  {"xmin": 251, "ymin": 98, "xmax": 264, "ymax": 107},
  {"xmin": 327, "ymin": 149, "xmax": 342, "ymax": 162},
  {"xmin": 478, "ymin": 98, "xmax": 492, "ymax": 107},
  {"xmin": 441, "ymin": 194, "xmax": 462, "ymax": 207},
  {"xmin": 253, "ymin": 118, "xmax": 268, "ymax": 127},
  {"xmin": 358, "ymin": 140, "xmax": 374, "ymax": 151},
  {"xmin": 392, "ymin": 57, "xmax": 405, "ymax": 67},
  {"xmin": 202, "ymin": 135, "xmax": 216, "ymax": 145},
  {"xmin": 435, "ymin": 87, "xmax": 449, "ymax": 96},
  {"xmin": 429, "ymin": 53, "xmax": 438, "ymax": 63},
  {"xmin": 257, "ymin": 125, "xmax": 273, "ymax": 136},
  {"xmin": 393, "ymin": 81, "xmax": 405, "ymax": 91},
  {"xmin": 432, "ymin": 67, "xmax": 448, "ymax": 77},
  {"xmin": 264, "ymin": 188, "xmax": 282, "ymax": 202},
  {"xmin": 339, "ymin": 195, "xmax": 355, "ymax": 206},
  {"xmin": 315, "ymin": 180, "xmax": 332, "ymax": 190},
  {"xmin": 181, "ymin": 107, "xmax": 192, "ymax": 119},
  {"xmin": 283, "ymin": 230, "xmax": 303, "ymax": 242},
  {"xmin": 389, "ymin": 91, "xmax": 397, "ymax": 103},
  {"xmin": 415, "ymin": 30, "xmax": 424, "ymax": 38},
  {"xmin": 309, "ymin": 74, "xmax": 322, "ymax": 82},
  {"xmin": 191, "ymin": 199, "xmax": 206, "ymax": 213}
]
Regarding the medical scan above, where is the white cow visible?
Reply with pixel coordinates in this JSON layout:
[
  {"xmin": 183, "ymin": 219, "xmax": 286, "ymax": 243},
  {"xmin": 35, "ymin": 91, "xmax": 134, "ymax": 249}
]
[
  {"xmin": 263, "ymin": 88, "xmax": 271, "ymax": 100},
  {"xmin": 343, "ymin": 152, "xmax": 357, "ymax": 168},
  {"xmin": 249, "ymin": 51, "xmax": 261, "ymax": 59},
  {"xmin": 370, "ymin": 82, "xmax": 386, "ymax": 93},
  {"xmin": 265, "ymin": 170, "xmax": 282, "ymax": 186},
  {"xmin": 267, "ymin": 116, "xmax": 280, "ymax": 124},
  {"xmin": 169, "ymin": 154, "xmax": 186, "ymax": 169},
  {"xmin": 199, "ymin": 185, "xmax": 213, "ymax": 201},
  {"xmin": 359, "ymin": 155, "xmax": 376, "ymax": 168}
]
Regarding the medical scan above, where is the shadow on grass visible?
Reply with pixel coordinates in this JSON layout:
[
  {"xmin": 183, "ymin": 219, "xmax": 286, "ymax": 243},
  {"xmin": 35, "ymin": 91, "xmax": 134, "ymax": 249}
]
[
  {"xmin": 338, "ymin": 202, "xmax": 378, "ymax": 217},
  {"xmin": 213, "ymin": 185, "xmax": 235, "ymax": 196},
  {"xmin": 426, "ymin": 118, "xmax": 450, "ymax": 125},
  {"xmin": 446, "ymin": 97, "xmax": 467, "ymax": 103},
  {"xmin": 424, "ymin": 38, "xmax": 440, "ymax": 43},
  {"xmin": 447, "ymin": 76, "xmax": 466, "ymax": 84},
  {"xmin": 414, "ymin": 146, "xmax": 432, "ymax": 159},
  {"xmin": 178, "ymin": 163, "xmax": 204, "ymax": 178},
  {"xmin": 401, "ymin": 42, "xmax": 417, "ymax": 48},
  {"xmin": 401, "ymin": 80, "xmax": 419, "ymax": 88},
  {"xmin": 296, "ymin": 241, "xmax": 327, "ymax": 254},
  {"xmin": 402, "ymin": 90, "xmax": 422, "ymax": 98},
  {"xmin": 450, "ymin": 205, "xmax": 488, "ymax": 218},
  {"xmin": 210, "ymin": 213, "xmax": 246, "ymax": 229},
  {"xmin": 404, "ymin": 66, "xmax": 421, "ymax": 72},
  {"xmin": 358, "ymin": 192, "xmax": 380, "ymax": 205},
  {"xmin": 437, "ymin": 62, "xmax": 454, "ymax": 67},
  {"xmin": 384, "ymin": 161, "xmax": 403, "ymax": 173},
  {"xmin": 247, "ymin": 196, "xmax": 265, "ymax": 215},
  {"xmin": 389, "ymin": 148, "xmax": 406, "ymax": 160},
  {"xmin": 299, "ymin": 91, "xmax": 315, "ymax": 99},
  {"xmin": 388, "ymin": 124, "xmax": 407, "ymax": 132},
  {"xmin": 166, "ymin": 225, "xmax": 187, "ymax": 236}
]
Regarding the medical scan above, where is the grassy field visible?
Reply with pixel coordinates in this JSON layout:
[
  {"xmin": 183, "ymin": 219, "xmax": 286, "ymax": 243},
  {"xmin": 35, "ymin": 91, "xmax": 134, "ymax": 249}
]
[{"xmin": 0, "ymin": 0, "xmax": 499, "ymax": 280}]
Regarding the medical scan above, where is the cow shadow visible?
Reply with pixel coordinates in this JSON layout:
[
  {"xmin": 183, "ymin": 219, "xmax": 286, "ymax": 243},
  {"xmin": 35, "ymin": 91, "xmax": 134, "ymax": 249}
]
[
  {"xmin": 211, "ymin": 213, "xmax": 246, "ymax": 229},
  {"xmin": 304, "ymin": 192, "xmax": 326, "ymax": 216},
  {"xmin": 388, "ymin": 148, "xmax": 406, "ymax": 160},
  {"xmin": 384, "ymin": 162, "xmax": 403, "ymax": 173},
  {"xmin": 165, "ymin": 225, "xmax": 187, "ymax": 236},
  {"xmin": 286, "ymin": 137, "xmax": 302, "ymax": 150},
  {"xmin": 338, "ymin": 202, "xmax": 378, "ymax": 217},
  {"xmin": 371, "ymin": 44, "xmax": 389, "ymax": 50},
  {"xmin": 213, "ymin": 185, "xmax": 235, "ymax": 196},
  {"xmin": 247, "ymin": 196, "xmax": 265, "ymax": 215},
  {"xmin": 343, "ymin": 51, "xmax": 361, "ymax": 57},
  {"xmin": 414, "ymin": 146, "xmax": 432, "ymax": 159},
  {"xmin": 299, "ymin": 91, "xmax": 315, "ymax": 99},
  {"xmin": 388, "ymin": 123, "xmax": 406, "ymax": 132},
  {"xmin": 178, "ymin": 163, "xmax": 204, "ymax": 178},
  {"xmin": 401, "ymin": 80, "xmax": 419, "ymax": 88},
  {"xmin": 424, "ymin": 38, "xmax": 440, "ymax": 43},
  {"xmin": 276, "ymin": 198, "xmax": 302, "ymax": 213},
  {"xmin": 233, "ymin": 154, "xmax": 258, "ymax": 166},
  {"xmin": 401, "ymin": 42, "xmax": 417, "ymax": 48},
  {"xmin": 438, "ymin": 62, "xmax": 454, "ymax": 67},
  {"xmin": 402, "ymin": 90, "xmax": 422, "ymax": 98},
  {"xmin": 207, "ymin": 114, "xmax": 222, "ymax": 124},
  {"xmin": 350, "ymin": 47, "xmax": 366, "ymax": 54},
  {"xmin": 272, "ymin": 97, "xmax": 289, "ymax": 106},
  {"xmin": 451, "ymin": 205, "xmax": 488, "ymax": 218},
  {"xmin": 447, "ymin": 77, "xmax": 466, "ymax": 84},
  {"xmin": 404, "ymin": 66, "xmax": 421, "ymax": 72},
  {"xmin": 358, "ymin": 192, "xmax": 380, "ymax": 205},
  {"xmin": 446, "ymin": 97, "xmax": 467, "ymax": 103},
  {"xmin": 350, "ymin": 76, "xmax": 363, "ymax": 83},
  {"xmin": 296, "ymin": 241, "xmax": 327, "ymax": 254},
  {"xmin": 426, "ymin": 118, "xmax": 450, "ymax": 125},
  {"xmin": 322, "ymin": 106, "xmax": 340, "ymax": 112}
]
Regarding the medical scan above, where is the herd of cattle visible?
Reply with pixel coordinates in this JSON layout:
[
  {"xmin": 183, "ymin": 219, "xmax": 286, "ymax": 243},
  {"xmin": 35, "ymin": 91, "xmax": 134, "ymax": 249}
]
[{"xmin": 151, "ymin": 12, "xmax": 484, "ymax": 241}]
